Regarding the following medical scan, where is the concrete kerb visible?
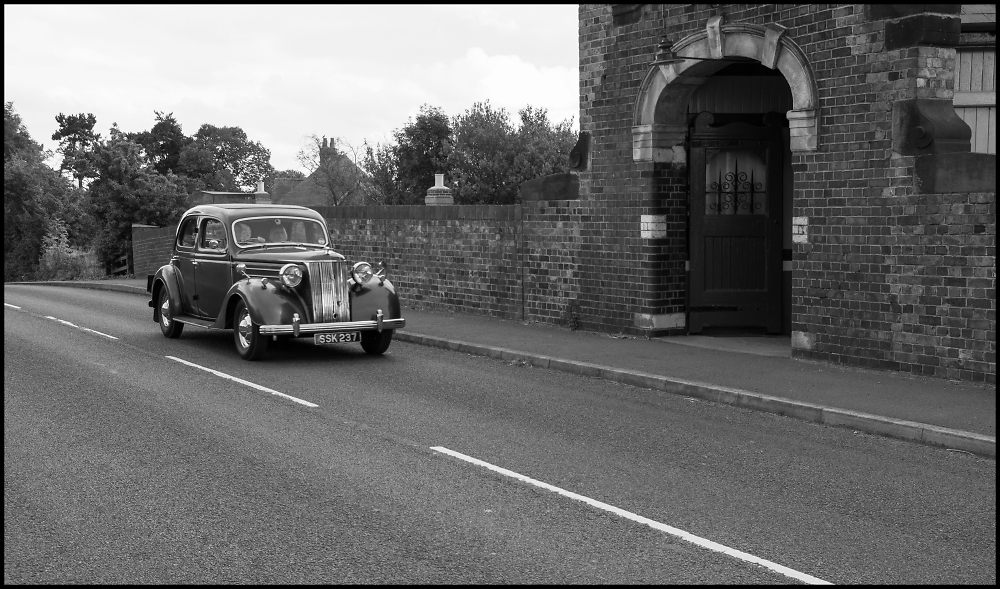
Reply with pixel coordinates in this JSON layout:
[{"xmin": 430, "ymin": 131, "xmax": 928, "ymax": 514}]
[
  {"xmin": 393, "ymin": 332, "xmax": 996, "ymax": 459},
  {"xmin": 19, "ymin": 281, "xmax": 148, "ymax": 296},
  {"xmin": 12, "ymin": 282, "xmax": 995, "ymax": 458}
]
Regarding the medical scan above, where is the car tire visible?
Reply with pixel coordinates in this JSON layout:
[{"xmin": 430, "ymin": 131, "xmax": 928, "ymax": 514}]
[
  {"xmin": 233, "ymin": 299, "xmax": 268, "ymax": 360},
  {"xmin": 360, "ymin": 329, "xmax": 393, "ymax": 355},
  {"xmin": 158, "ymin": 288, "xmax": 184, "ymax": 338}
]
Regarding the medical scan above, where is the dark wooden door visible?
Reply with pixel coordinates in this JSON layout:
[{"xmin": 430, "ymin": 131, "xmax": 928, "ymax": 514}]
[{"xmin": 688, "ymin": 113, "xmax": 783, "ymax": 333}]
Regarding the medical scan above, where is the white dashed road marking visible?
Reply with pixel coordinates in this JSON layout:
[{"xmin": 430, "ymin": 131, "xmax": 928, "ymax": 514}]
[
  {"xmin": 4, "ymin": 303, "xmax": 21, "ymax": 309},
  {"xmin": 166, "ymin": 356, "xmax": 319, "ymax": 408},
  {"xmin": 431, "ymin": 446, "xmax": 832, "ymax": 585},
  {"xmin": 44, "ymin": 315, "xmax": 118, "ymax": 339}
]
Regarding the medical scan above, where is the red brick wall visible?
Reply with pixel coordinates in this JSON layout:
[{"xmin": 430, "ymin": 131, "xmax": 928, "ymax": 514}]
[
  {"xmin": 317, "ymin": 205, "xmax": 525, "ymax": 319},
  {"xmin": 131, "ymin": 226, "xmax": 175, "ymax": 278}
]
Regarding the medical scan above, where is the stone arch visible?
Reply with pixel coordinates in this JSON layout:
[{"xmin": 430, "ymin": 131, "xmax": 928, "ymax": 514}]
[{"xmin": 632, "ymin": 16, "xmax": 819, "ymax": 162}]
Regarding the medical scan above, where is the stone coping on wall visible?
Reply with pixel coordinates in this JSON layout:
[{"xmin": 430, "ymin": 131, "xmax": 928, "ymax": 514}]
[{"xmin": 314, "ymin": 204, "xmax": 522, "ymax": 221}]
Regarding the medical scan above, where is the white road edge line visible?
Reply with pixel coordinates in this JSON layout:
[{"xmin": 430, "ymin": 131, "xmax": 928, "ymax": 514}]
[
  {"xmin": 430, "ymin": 446, "xmax": 832, "ymax": 585},
  {"xmin": 4, "ymin": 303, "xmax": 21, "ymax": 309},
  {"xmin": 165, "ymin": 355, "xmax": 319, "ymax": 408},
  {"xmin": 44, "ymin": 315, "xmax": 118, "ymax": 339}
]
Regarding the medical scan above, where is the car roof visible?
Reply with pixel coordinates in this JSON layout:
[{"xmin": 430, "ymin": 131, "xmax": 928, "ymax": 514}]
[{"xmin": 180, "ymin": 203, "xmax": 326, "ymax": 223}]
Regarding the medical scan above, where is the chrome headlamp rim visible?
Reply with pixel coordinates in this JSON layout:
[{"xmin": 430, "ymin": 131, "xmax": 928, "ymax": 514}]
[
  {"xmin": 279, "ymin": 263, "xmax": 304, "ymax": 288},
  {"xmin": 351, "ymin": 261, "xmax": 373, "ymax": 284}
]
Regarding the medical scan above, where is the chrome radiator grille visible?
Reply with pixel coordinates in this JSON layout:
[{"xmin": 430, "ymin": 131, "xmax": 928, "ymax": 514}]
[{"xmin": 306, "ymin": 261, "xmax": 349, "ymax": 322}]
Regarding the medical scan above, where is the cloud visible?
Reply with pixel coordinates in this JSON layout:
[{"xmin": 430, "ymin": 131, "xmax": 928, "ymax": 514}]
[{"xmin": 4, "ymin": 4, "xmax": 579, "ymax": 173}]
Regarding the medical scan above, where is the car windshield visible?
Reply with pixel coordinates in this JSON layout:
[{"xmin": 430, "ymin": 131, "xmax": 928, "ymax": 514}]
[{"xmin": 232, "ymin": 216, "xmax": 329, "ymax": 248}]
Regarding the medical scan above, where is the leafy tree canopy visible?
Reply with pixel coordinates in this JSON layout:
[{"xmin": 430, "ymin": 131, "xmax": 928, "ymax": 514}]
[
  {"xmin": 359, "ymin": 102, "xmax": 575, "ymax": 206},
  {"xmin": 129, "ymin": 111, "xmax": 192, "ymax": 176},
  {"xmin": 4, "ymin": 102, "xmax": 84, "ymax": 280},
  {"xmin": 178, "ymin": 124, "xmax": 274, "ymax": 192},
  {"xmin": 360, "ymin": 139, "xmax": 401, "ymax": 205},
  {"xmin": 88, "ymin": 125, "xmax": 188, "ymax": 266},
  {"xmin": 4, "ymin": 102, "xmax": 45, "ymax": 163},
  {"xmin": 393, "ymin": 104, "xmax": 452, "ymax": 205},
  {"xmin": 51, "ymin": 112, "xmax": 100, "ymax": 188},
  {"xmin": 446, "ymin": 101, "xmax": 519, "ymax": 205}
]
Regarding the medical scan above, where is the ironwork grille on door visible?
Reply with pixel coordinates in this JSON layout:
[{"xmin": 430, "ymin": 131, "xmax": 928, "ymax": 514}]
[{"xmin": 705, "ymin": 149, "xmax": 767, "ymax": 215}]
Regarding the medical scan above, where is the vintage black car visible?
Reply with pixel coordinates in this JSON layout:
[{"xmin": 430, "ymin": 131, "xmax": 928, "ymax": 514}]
[{"xmin": 147, "ymin": 203, "xmax": 405, "ymax": 360}]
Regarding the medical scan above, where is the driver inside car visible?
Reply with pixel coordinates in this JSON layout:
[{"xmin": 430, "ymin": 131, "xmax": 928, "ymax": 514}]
[{"xmin": 236, "ymin": 222, "xmax": 255, "ymax": 244}]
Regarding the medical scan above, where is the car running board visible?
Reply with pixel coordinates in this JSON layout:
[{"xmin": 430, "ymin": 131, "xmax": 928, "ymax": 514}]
[{"xmin": 173, "ymin": 315, "xmax": 216, "ymax": 329}]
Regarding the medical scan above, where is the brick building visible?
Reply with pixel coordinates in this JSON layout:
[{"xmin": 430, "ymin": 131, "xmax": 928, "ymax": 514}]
[{"xmin": 571, "ymin": 4, "xmax": 995, "ymax": 382}]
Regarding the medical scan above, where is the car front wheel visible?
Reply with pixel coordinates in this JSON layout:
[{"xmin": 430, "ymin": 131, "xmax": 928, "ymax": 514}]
[
  {"xmin": 158, "ymin": 288, "xmax": 184, "ymax": 338},
  {"xmin": 360, "ymin": 329, "xmax": 393, "ymax": 355},
  {"xmin": 233, "ymin": 299, "xmax": 268, "ymax": 360}
]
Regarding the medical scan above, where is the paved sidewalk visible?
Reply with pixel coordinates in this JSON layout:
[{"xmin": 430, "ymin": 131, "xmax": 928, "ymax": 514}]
[{"xmin": 11, "ymin": 279, "xmax": 996, "ymax": 457}]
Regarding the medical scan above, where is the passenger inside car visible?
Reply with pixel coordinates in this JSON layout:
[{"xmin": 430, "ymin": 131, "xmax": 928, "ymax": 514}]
[{"xmin": 269, "ymin": 226, "xmax": 288, "ymax": 242}]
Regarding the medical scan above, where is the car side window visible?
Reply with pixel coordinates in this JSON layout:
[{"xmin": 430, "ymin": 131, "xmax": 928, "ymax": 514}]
[
  {"xmin": 177, "ymin": 217, "xmax": 198, "ymax": 249},
  {"xmin": 199, "ymin": 219, "xmax": 227, "ymax": 252}
]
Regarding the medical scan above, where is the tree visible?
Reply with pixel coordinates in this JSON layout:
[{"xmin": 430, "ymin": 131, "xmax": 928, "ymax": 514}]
[
  {"xmin": 4, "ymin": 102, "xmax": 44, "ymax": 164},
  {"xmin": 393, "ymin": 104, "xmax": 451, "ymax": 204},
  {"xmin": 51, "ymin": 112, "xmax": 100, "ymax": 188},
  {"xmin": 275, "ymin": 169, "xmax": 306, "ymax": 180},
  {"xmin": 296, "ymin": 135, "xmax": 370, "ymax": 206},
  {"xmin": 360, "ymin": 139, "xmax": 402, "ymax": 205},
  {"xmin": 446, "ymin": 101, "xmax": 519, "ymax": 205},
  {"xmin": 177, "ymin": 124, "xmax": 274, "ymax": 192},
  {"xmin": 4, "ymin": 102, "xmax": 81, "ymax": 281},
  {"xmin": 129, "ymin": 111, "xmax": 192, "ymax": 176},
  {"xmin": 443, "ymin": 103, "xmax": 576, "ymax": 205},
  {"xmin": 87, "ymin": 125, "xmax": 188, "ymax": 268},
  {"xmin": 512, "ymin": 106, "xmax": 576, "ymax": 183}
]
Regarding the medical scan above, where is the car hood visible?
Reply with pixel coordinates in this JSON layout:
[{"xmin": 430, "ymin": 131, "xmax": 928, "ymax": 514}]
[{"xmin": 233, "ymin": 248, "xmax": 347, "ymax": 264}]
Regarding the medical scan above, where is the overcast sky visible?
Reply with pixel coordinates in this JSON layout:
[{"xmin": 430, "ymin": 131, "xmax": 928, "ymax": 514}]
[{"xmin": 4, "ymin": 4, "xmax": 580, "ymax": 174}]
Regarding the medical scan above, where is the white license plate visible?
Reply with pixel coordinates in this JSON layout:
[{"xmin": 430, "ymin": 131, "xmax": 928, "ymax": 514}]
[{"xmin": 314, "ymin": 332, "xmax": 360, "ymax": 345}]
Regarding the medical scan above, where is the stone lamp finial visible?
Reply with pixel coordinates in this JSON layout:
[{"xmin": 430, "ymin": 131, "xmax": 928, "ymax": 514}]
[
  {"xmin": 254, "ymin": 180, "xmax": 271, "ymax": 204},
  {"xmin": 425, "ymin": 173, "xmax": 454, "ymax": 206}
]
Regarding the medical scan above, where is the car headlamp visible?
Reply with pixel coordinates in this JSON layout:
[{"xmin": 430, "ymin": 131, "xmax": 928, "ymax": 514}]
[
  {"xmin": 351, "ymin": 261, "xmax": 374, "ymax": 284},
  {"xmin": 279, "ymin": 263, "xmax": 303, "ymax": 288}
]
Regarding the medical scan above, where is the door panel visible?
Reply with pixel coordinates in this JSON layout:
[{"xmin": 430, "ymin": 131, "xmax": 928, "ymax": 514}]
[
  {"xmin": 174, "ymin": 217, "xmax": 199, "ymax": 315},
  {"xmin": 194, "ymin": 218, "xmax": 231, "ymax": 319},
  {"xmin": 689, "ymin": 114, "xmax": 783, "ymax": 333}
]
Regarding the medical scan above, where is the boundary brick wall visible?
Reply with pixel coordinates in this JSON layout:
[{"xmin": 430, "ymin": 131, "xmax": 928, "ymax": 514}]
[
  {"xmin": 131, "ymin": 226, "xmax": 175, "ymax": 278},
  {"xmin": 316, "ymin": 205, "xmax": 524, "ymax": 319},
  {"xmin": 577, "ymin": 4, "xmax": 995, "ymax": 383},
  {"xmin": 131, "ymin": 204, "xmax": 587, "ymax": 326}
]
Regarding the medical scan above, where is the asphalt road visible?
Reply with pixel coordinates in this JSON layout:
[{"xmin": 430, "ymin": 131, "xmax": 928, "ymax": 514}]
[{"xmin": 4, "ymin": 284, "xmax": 996, "ymax": 584}]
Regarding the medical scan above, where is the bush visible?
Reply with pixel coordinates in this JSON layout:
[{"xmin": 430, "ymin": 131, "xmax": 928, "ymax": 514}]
[{"xmin": 34, "ymin": 218, "xmax": 103, "ymax": 281}]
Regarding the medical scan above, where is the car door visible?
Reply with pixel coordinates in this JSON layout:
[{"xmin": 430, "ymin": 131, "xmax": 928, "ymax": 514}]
[
  {"xmin": 173, "ymin": 216, "xmax": 199, "ymax": 315},
  {"xmin": 193, "ymin": 217, "xmax": 232, "ymax": 319}
]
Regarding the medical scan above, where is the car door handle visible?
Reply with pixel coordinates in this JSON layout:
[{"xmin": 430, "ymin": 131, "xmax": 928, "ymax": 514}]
[{"xmin": 192, "ymin": 261, "xmax": 199, "ymax": 266}]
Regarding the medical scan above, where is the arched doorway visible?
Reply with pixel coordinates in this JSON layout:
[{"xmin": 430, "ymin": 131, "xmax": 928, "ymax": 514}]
[
  {"xmin": 631, "ymin": 16, "xmax": 818, "ymax": 336},
  {"xmin": 686, "ymin": 63, "xmax": 793, "ymax": 333}
]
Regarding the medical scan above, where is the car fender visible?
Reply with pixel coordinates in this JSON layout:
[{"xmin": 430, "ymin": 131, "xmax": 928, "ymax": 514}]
[
  {"xmin": 213, "ymin": 278, "xmax": 308, "ymax": 330},
  {"xmin": 151, "ymin": 264, "xmax": 184, "ymax": 322},
  {"xmin": 350, "ymin": 278, "xmax": 403, "ymax": 321}
]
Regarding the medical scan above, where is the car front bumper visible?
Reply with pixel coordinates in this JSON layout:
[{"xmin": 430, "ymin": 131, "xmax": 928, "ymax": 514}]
[{"xmin": 259, "ymin": 317, "xmax": 405, "ymax": 336}]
